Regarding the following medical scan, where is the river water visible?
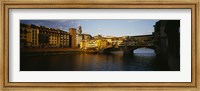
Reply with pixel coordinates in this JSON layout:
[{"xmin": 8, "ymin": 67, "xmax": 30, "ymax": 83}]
[{"xmin": 20, "ymin": 48, "xmax": 170, "ymax": 71}]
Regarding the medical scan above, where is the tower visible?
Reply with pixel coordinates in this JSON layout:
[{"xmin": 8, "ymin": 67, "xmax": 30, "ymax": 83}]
[
  {"xmin": 69, "ymin": 28, "xmax": 76, "ymax": 48},
  {"xmin": 77, "ymin": 26, "xmax": 82, "ymax": 34}
]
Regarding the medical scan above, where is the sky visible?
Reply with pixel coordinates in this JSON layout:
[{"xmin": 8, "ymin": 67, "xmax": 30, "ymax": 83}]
[{"xmin": 20, "ymin": 20, "xmax": 158, "ymax": 37}]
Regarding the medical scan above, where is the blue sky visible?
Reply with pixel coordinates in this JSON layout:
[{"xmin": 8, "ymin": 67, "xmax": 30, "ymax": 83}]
[{"xmin": 20, "ymin": 20, "xmax": 158, "ymax": 37}]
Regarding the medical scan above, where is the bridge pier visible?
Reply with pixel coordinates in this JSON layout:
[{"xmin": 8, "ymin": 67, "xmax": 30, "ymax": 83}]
[{"xmin": 123, "ymin": 49, "xmax": 134, "ymax": 55}]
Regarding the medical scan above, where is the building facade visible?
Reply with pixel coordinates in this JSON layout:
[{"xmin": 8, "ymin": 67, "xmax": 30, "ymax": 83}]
[
  {"xmin": 20, "ymin": 23, "xmax": 70, "ymax": 48},
  {"xmin": 76, "ymin": 34, "xmax": 83, "ymax": 47},
  {"xmin": 20, "ymin": 24, "xmax": 33, "ymax": 48},
  {"xmin": 153, "ymin": 20, "xmax": 180, "ymax": 71},
  {"xmin": 69, "ymin": 28, "xmax": 76, "ymax": 48},
  {"xmin": 60, "ymin": 31, "xmax": 70, "ymax": 47}
]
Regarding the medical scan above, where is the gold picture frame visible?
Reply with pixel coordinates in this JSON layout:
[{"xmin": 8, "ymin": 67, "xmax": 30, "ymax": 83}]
[{"xmin": 0, "ymin": 0, "xmax": 199, "ymax": 91}]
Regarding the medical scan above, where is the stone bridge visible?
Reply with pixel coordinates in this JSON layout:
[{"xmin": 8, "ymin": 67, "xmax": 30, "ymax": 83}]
[
  {"xmin": 83, "ymin": 34, "xmax": 157, "ymax": 54},
  {"xmin": 100, "ymin": 44, "xmax": 156, "ymax": 54},
  {"xmin": 118, "ymin": 45, "xmax": 156, "ymax": 54},
  {"xmin": 101, "ymin": 35, "xmax": 157, "ymax": 54},
  {"xmin": 82, "ymin": 20, "xmax": 180, "ymax": 71}
]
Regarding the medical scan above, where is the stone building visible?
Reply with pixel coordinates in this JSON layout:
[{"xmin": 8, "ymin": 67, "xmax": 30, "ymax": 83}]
[
  {"xmin": 60, "ymin": 31, "xmax": 70, "ymax": 47},
  {"xmin": 20, "ymin": 24, "xmax": 33, "ymax": 48},
  {"xmin": 76, "ymin": 34, "xmax": 83, "ymax": 47},
  {"xmin": 153, "ymin": 20, "xmax": 180, "ymax": 71},
  {"xmin": 69, "ymin": 28, "xmax": 76, "ymax": 48},
  {"xmin": 20, "ymin": 23, "xmax": 71, "ymax": 48}
]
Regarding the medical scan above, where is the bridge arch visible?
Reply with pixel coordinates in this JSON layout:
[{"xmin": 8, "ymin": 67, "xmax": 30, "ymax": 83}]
[
  {"xmin": 100, "ymin": 47, "xmax": 116, "ymax": 54},
  {"xmin": 122, "ymin": 46, "xmax": 156, "ymax": 54}
]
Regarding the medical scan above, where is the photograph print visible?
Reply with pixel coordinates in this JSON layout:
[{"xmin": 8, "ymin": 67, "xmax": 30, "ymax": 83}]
[{"xmin": 20, "ymin": 19, "xmax": 180, "ymax": 71}]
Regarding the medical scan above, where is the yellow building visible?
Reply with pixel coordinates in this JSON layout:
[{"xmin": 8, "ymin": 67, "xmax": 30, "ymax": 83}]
[
  {"xmin": 60, "ymin": 31, "xmax": 70, "ymax": 47},
  {"xmin": 20, "ymin": 24, "xmax": 39, "ymax": 48},
  {"xmin": 96, "ymin": 39, "xmax": 108, "ymax": 49},
  {"xmin": 49, "ymin": 29, "xmax": 58, "ymax": 47},
  {"xmin": 20, "ymin": 24, "xmax": 31, "ymax": 48},
  {"xmin": 76, "ymin": 34, "xmax": 83, "ymax": 47},
  {"xmin": 80, "ymin": 39, "xmax": 109, "ymax": 51},
  {"xmin": 20, "ymin": 23, "xmax": 71, "ymax": 48},
  {"xmin": 47, "ymin": 29, "xmax": 61, "ymax": 47},
  {"xmin": 80, "ymin": 40, "xmax": 85, "ymax": 50},
  {"xmin": 31, "ymin": 28, "xmax": 39, "ymax": 47},
  {"xmin": 76, "ymin": 33, "xmax": 92, "ymax": 48},
  {"xmin": 64, "ymin": 32, "xmax": 70, "ymax": 47}
]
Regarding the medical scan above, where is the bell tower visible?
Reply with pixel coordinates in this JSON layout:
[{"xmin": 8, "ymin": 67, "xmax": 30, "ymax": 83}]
[{"xmin": 77, "ymin": 26, "xmax": 82, "ymax": 34}]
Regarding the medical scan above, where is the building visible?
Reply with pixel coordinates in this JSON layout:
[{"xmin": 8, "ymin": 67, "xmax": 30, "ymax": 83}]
[
  {"xmin": 94, "ymin": 35, "xmax": 103, "ymax": 39},
  {"xmin": 96, "ymin": 39, "xmax": 108, "ymax": 49},
  {"xmin": 30, "ymin": 25, "xmax": 39, "ymax": 47},
  {"xmin": 76, "ymin": 34, "xmax": 92, "ymax": 47},
  {"xmin": 20, "ymin": 24, "xmax": 40, "ymax": 48},
  {"xmin": 80, "ymin": 40, "xmax": 88, "ymax": 50},
  {"xmin": 69, "ymin": 28, "xmax": 76, "ymax": 48},
  {"xmin": 60, "ymin": 31, "xmax": 70, "ymax": 47},
  {"xmin": 76, "ymin": 34, "xmax": 83, "ymax": 47},
  {"xmin": 20, "ymin": 23, "xmax": 71, "ymax": 48},
  {"xmin": 153, "ymin": 20, "xmax": 180, "ymax": 71},
  {"xmin": 20, "ymin": 24, "xmax": 33, "ymax": 48},
  {"xmin": 80, "ymin": 39, "xmax": 109, "ymax": 51},
  {"xmin": 49, "ymin": 29, "xmax": 54, "ymax": 47},
  {"xmin": 82, "ymin": 34, "xmax": 92, "ymax": 40},
  {"xmin": 38, "ymin": 26, "xmax": 50, "ymax": 47}
]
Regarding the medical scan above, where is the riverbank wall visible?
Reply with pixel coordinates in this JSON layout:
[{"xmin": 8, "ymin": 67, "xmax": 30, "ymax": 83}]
[{"xmin": 20, "ymin": 48, "xmax": 83, "ymax": 56}]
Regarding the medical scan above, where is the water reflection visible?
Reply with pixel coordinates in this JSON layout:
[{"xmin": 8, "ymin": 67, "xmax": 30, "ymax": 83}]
[
  {"xmin": 134, "ymin": 48, "xmax": 155, "ymax": 54},
  {"xmin": 20, "ymin": 48, "xmax": 169, "ymax": 71}
]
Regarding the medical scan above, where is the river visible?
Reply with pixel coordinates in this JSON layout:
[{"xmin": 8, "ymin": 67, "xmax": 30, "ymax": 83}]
[{"xmin": 20, "ymin": 48, "xmax": 170, "ymax": 71}]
